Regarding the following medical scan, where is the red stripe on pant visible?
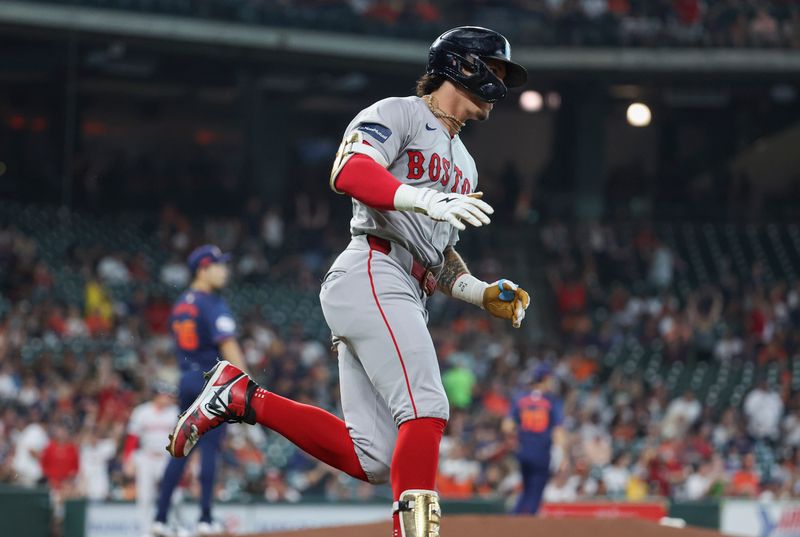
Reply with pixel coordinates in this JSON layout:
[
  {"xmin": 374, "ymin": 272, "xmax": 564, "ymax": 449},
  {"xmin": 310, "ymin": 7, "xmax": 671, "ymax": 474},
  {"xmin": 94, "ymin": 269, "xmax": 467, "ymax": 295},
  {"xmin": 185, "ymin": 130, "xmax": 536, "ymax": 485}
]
[{"xmin": 367, "ymin": 247, "xmax": 418, "ymax": 418}]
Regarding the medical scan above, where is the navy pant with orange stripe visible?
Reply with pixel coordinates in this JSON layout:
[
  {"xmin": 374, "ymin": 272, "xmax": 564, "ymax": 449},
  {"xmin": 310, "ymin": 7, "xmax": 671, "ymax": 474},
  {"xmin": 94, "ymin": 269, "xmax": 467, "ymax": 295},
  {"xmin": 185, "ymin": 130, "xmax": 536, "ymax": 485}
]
[{"xmin": 319, "ymin": 235, "xmax": 449, "ymax": 484}]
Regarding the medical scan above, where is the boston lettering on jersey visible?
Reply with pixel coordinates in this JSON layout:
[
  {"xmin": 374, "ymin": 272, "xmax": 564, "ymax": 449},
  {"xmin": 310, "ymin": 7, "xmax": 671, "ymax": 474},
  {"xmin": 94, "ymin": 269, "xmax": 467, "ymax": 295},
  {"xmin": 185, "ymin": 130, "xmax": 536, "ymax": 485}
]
[{"xmin": 406, "ymin": 150, "xmax": 472, "ymax": 195}]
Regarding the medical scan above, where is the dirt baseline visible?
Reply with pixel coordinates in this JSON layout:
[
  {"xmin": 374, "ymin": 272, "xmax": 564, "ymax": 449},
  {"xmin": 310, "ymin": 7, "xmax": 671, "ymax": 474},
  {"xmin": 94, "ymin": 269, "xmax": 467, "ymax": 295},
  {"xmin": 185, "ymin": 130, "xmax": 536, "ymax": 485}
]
[{"xmin": 244, "ymin": 515, "xmax": 727, "ymax": 537}]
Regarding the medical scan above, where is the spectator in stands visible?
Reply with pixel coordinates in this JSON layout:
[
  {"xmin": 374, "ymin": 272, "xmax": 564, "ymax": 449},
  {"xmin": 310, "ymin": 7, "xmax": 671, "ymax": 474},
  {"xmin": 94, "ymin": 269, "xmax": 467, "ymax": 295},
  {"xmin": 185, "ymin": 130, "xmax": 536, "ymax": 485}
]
[
  {"xmin": 729, "ymin": 452, "xmax": 761, "ymax": 498},
  {"xmin": 0, "ymin": 363, "xmax": 18, "ymax": 400},
  {"xmin": 442, "ymin": 353, "xmax": 477, "ymax": 411},
  {"xmin": 683, "ymin": 461, "xmax": 717, "ymax": 500},
  {"xmin": 758, "ymin": 336, "xmax": 789, "ymax": 365},
  {"xmin": 661, "ymin": 390, "xmax": 701, "ymax": 439},
  {"xmin": 438, "ymin": 441, "xmax": 481, "ymax": 499},
  {"xmin": 583, "ymin": 431, "xmax": 612, "ymax": 468},
  {"xmin": 648, "ymin": 240, "xmax": 674, "ymax": 290},
  {"xmin": 744, "ymin": 379, "xmax": 784, "ymax": 442},
  {"xmin": 713, "ymin": 328, "xmax": 744, "ymax": 361},
  {"xmin": 11, "ymin": 409, "xmax": 48, "ymax": 487},
  {"xmin": 160, "ymin": 254, "xmax": 191, "ymax": 288},
  {"xmin": 78, "ymin": 426, "xmax": 118, "ymax": 501},
  {"xmin": 84, "ymin": 277, "xmax": 114, "ymax": 331},
  {"xmin": 41, "ymin": 423, "xmax": 80, "ymax": 493},
  {"xmin": 602, "ymin": 452, "xmax": 631, "ymax": 498},
  {"xmin": 542, "ymin": 467, "xmax": 580, "ymax": 503},
  {"xmin": 263, "ymin": 468, "xmax": 300, "ymax": 503},
  {"xmin": 750, "ymin": 7, "xmax": 781, "ymax": 46},
  {"xmin": 64, "ymin": 305, "xmax": 89, "ymax": 339},
  {"xmin": 97, "ymin": 252, "xmax": 131, "ymax": 284},
  {"xmin": 261, "ymin": 206, "xmax": 285, "ymax": 252}
]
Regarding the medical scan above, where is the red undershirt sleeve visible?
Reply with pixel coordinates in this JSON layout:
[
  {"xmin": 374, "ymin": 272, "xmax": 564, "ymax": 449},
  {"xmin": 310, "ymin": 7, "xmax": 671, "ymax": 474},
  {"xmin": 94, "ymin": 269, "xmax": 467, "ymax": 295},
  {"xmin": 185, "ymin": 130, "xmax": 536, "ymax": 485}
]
[
  {"xmin": 122, "ymin": 434, "xmax": 139, "ymax": 461},
  {"xmin": 334, "ymin": 154, "xmax": 403, "ymax": 211}
]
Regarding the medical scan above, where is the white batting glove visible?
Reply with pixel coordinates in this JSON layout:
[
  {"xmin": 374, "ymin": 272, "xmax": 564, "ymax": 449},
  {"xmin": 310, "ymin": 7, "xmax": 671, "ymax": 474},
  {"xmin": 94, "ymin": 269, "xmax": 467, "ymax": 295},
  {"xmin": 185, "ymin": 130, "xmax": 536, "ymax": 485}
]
[{"xmin": 394, "ymin": 185, "xmax": 494, "ymax": 230}]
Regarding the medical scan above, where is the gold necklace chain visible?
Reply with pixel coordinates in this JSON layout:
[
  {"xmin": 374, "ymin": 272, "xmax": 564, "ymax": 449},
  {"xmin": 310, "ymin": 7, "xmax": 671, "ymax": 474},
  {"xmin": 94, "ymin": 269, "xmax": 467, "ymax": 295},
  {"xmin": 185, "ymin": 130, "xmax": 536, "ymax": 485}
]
[{"xmin": 423, "ymin": 94, "xmax": 465, "ymax": 135}]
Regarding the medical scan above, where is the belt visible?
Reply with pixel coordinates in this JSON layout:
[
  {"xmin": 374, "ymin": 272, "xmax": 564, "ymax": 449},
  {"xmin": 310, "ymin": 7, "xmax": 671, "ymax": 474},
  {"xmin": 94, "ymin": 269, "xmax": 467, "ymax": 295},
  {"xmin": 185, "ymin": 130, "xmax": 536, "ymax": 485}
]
[{"xmin": 366, "ymin": 235, "xmax": 438, "ymax": 296}]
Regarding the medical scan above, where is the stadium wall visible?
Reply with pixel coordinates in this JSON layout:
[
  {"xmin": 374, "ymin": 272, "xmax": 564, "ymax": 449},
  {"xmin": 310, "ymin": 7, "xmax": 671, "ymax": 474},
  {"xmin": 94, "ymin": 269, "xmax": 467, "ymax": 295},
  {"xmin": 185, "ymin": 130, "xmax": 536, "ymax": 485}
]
[
  {"xmin": 2, "ymin": 0, "xmax": 800, "ymax": 75},
  {"xmin": 0, "ymin": 487, "xmax": 736, "ymax": 537},
  {"xmin": 0, "ymin": 485, "xmax": 52, "ymax": 537}
]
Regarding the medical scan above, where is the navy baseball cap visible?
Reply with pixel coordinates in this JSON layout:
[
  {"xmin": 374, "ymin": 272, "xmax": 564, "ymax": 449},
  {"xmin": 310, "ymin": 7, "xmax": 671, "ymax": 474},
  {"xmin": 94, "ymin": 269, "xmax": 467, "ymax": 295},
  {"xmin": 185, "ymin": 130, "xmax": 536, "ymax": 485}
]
[
  {"xmin": 532, "ymin": 363, "xmax": 552, "ymax": 383},
  {"xmin": 187, "ymin": 244, "xmax": 231, "ymax": 274}
]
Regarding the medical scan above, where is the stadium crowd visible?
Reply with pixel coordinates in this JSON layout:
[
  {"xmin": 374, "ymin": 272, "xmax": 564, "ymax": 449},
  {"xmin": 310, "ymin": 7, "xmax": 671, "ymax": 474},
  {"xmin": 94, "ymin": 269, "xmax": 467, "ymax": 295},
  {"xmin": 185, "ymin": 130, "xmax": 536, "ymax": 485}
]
[
  {"xmin": 28, "ymin": 0, "xmax": 800, "ymax": 48},
  {"xmin": 1, "ymin": 200, "xmax": 800, "ymax": 513}
]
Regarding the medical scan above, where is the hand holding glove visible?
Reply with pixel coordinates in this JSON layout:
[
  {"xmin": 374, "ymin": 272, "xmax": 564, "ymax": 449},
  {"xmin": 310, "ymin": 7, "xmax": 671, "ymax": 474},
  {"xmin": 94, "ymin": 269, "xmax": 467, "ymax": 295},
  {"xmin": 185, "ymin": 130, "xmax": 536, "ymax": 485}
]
[
  {"xmin": 482, "ymin": 279, "xmax": 531, "ymax": 328},
  {"xmin": 452, "ymin": 275, "xmax": 531, "ymax": 328}
]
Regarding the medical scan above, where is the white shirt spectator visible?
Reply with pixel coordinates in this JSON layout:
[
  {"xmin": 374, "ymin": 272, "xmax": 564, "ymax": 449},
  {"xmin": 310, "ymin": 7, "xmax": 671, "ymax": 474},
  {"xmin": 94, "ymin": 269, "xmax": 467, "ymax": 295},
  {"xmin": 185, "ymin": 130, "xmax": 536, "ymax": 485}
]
[
  {"xmin": 744, "ymin": 386, "xmax": 784, "ymax": 440},
  {"xmin": 12, "ymin": 422, "xmax": 48, "ymax": 486},
  {"xmin": 98, "ymin": 254, "xmax": 130, "ymax": 284},
  {"xmin": 649, "ymin": 245, "xmax": 674, "ymax": 290},
  {"xmin": 160, "ymin": 260, "xmax": 190, "ymax": 288},
  {"xmin": 439, "ymin": 457, "xmax": 481, "ymax": 486},
  {"xmin": 300, "ymin": 340, "xmax": 327, "ymax": 368},
  {"xmin": 261, "ymin": 210, "xmax": 285, "ymax": 250},
  {"xmin": 79, "ymin": 437, "xmax": 117, "ymax": 500},
  {"xmin": 712, "ymin": 422, "xmax": 735, "ymax": 449},
  {"xmin": 714, "ymin": 335, "xmax": 743, "ymax": 361},
  {"xmin": 17, "ymin": 379, "xmax": 40, "ymax": 407},
  {"xmin": 662, "ymin": 393, "xmax": 701, "ymax": 439},
  {"xmin": 64, "ymin": 312, "xmax": 89, "ymax": 339},
  {"xmin": 684, "ymin": 470, "xmax": 712, "ymax": 500},
  {"xmin": 0, "ymin": 366, "xmax": 18, "ymax": 400},
  {"xmin": 543, "ymin": 475, "xmax": 580, "ymax": 502},
  {"xmin": 603, "ymin": 464, "xmax": 630, "ymax": 497}
]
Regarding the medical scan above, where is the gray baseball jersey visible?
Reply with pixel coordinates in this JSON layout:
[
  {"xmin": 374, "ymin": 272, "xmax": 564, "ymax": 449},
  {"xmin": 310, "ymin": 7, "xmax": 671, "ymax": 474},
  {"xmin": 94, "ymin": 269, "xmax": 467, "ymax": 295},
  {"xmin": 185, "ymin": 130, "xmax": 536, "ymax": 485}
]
[
  {"xmin": 320, "ymin": 95, "xmax": 479, "ymax": 484},
  {"xmin": 340, "ymin": 96, "xmax": 478, "ymax": 271}
]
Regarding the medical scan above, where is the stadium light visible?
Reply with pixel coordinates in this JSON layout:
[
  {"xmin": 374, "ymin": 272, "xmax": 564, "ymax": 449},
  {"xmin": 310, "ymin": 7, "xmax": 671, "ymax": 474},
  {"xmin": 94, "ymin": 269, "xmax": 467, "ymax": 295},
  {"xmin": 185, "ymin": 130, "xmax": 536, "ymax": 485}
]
[
  {"xmin": 519, "ymin": 90, "xmax": 543, "ymax": 112},
  {"xmin": 546, "ymin": 92, "xmax": 561, "ymax": 110},
  {"xmin": 627, "ymin": 102, "xmax": 651, "ymax": 127}
]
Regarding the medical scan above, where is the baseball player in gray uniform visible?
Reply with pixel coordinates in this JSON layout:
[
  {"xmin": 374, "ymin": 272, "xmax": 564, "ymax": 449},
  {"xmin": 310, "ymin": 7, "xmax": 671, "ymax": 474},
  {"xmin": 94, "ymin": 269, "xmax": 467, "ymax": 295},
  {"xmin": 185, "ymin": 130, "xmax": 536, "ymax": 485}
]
[{"xmin": 166, "ymin": 26, "xmax": 530, "ymax": 537}]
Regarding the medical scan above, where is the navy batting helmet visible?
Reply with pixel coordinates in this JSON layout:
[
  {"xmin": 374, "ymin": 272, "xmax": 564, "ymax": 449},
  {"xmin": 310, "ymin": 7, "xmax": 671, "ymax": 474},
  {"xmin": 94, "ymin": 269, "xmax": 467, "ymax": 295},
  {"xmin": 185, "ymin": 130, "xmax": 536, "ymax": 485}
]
[{"xmin": 426, "ymin": 26, "xmax": 527, "ymax": 103}]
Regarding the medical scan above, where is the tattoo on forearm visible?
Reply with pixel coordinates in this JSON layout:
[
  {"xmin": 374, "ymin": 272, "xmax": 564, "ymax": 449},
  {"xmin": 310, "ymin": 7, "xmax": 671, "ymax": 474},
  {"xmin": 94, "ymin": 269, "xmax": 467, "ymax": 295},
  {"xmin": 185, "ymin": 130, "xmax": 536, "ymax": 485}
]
[{"xmin": 438, "ymin": 246, "xmax": 469, "ymax": 296}]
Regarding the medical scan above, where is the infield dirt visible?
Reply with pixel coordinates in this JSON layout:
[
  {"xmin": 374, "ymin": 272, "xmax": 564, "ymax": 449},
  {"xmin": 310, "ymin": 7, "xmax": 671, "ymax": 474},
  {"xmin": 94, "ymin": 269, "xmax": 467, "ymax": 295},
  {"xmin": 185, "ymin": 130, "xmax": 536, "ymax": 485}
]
[{"xmin": 243, "ymin": 515, "xmax": 727, "ymax": 537}]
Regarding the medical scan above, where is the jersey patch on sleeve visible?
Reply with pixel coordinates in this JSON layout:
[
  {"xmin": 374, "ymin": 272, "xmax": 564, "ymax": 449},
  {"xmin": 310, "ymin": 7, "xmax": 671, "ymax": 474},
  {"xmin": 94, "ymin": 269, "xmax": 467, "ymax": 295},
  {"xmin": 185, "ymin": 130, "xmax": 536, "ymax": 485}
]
[
  {"xmin": 356, "ymin": 123, "xmax": 392, "ymax": 143},
  {"xmin": 215, "ymin": 315, "xmax": 236, "ymax": 335}
]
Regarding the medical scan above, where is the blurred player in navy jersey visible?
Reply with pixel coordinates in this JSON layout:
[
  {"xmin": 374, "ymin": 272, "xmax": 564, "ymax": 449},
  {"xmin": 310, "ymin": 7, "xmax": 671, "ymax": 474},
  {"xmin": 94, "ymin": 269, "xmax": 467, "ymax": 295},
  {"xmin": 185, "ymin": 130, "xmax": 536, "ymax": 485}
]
[
  {"xmin": 151, "ymin": 245, "xmax": 248, "ymax": 537},
  {"xmin": 503, "ymin": 364, "xmax": 566, "ymax": 515}
]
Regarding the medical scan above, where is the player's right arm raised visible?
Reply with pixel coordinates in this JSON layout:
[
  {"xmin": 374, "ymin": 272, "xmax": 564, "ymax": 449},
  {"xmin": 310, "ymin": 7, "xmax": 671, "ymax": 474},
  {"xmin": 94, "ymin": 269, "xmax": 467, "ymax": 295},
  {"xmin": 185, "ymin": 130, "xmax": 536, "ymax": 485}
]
[{"xmin": 329, "ymin": 132, "xmax": 493, "ymax": 230}]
